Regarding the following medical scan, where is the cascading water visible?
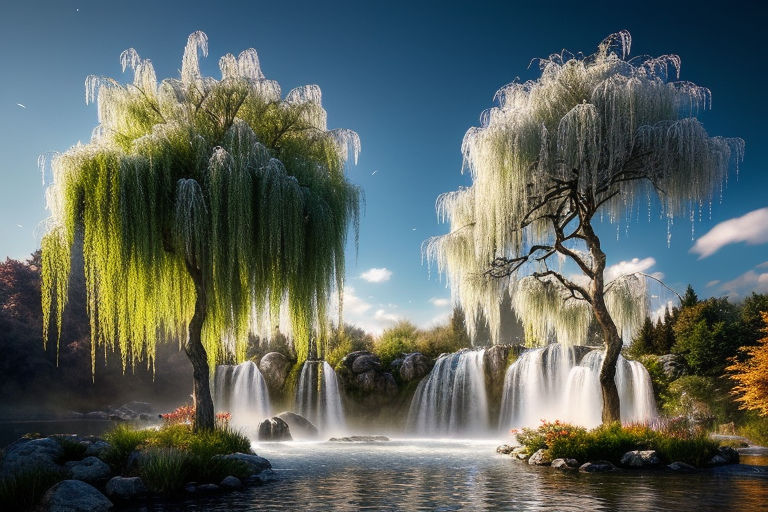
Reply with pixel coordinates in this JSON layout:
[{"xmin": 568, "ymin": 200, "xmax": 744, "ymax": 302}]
[
  {"xmin": 294, "ymin": 360, "xmax": 346, "ymax": 435},
  {"xmin": 407, "ymin": 349, "xmax": 489, "ymax": 436},
  {"xmin": 499, "ymin": 344, "xmax": 656, "ymax": 430},
  {"xmin": 214, "ymin": 361, "xmax": 271, "ymax": 427}
]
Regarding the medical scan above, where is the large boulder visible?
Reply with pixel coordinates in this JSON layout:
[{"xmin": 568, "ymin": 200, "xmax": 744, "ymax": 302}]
[
  {"xmin": 483, "ymin": 345, "xmax": 511, "ymax": 386},
  {"xmin": 276, "ymin": 411, "xmax": 319, "ymax": 439},
  {"xmin": 340, "ymin": 351, "xmax": 375, "ymax": 372},
  {"xmin": 356, "ymin": 369, "xmax": 397, "ymax": 395},
  {"xmin": 65, "ymin": 456, "xmax": 112, "ymax": 483},
  {"xmin": 528, "ymin": 449, "xmax": 552, "ymax": 466},
  {"xmin": 658, "ymin": 354, "xmax": 688, "ymax": 380},
  {"xmin": 217, "ymin": 453, "xmax": 272, "ymax": 474},
  {"xmin": 38, "ymin": 480, "xmax": 112, "ymax": 512},
  {"xmin": 105, "ymin": 476, "xmax": 148, "ymax": 500},
  {"xmin": 579, "ymin": 460, "xmax": 616, "ymax": 472},
  {"xmin": 620, "ymin": 450, "xmax": 661, "ymax": 468},
  {"xmin": 0, "ymin": 437, "xmax": 63, "ymax": 477},
  {"xmin": 259, "ymin": 352, "xmax": 291, "ymax": 391},
  {"xmin": 399, "ymin": 353, "xmax": 432, "ymax": 382},
  {"xmin": 257, "ymin": 417, "xmax": 292, "ymax": 441},
  {"xmin": 551, "ymin": 458, "xmax": 580, "ymax": 470},
  {"xmin": 352, "ymin": 354, "xmax": 382, "ymax": 374}
]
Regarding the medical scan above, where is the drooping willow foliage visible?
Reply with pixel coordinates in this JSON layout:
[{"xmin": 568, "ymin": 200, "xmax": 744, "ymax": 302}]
[
  {"xmin": 427, "ymin": 31, "xmax": 743, "ymax": 346},
  {"xmin": 42, "ymin": 32, "xmax": 361, "ymax": 373}
]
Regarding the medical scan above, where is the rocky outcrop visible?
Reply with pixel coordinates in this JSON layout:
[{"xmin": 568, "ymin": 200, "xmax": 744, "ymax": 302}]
[
  {"xmin": 620, "ymin": 450, "xmax": 661, "ymax": 468},
  {"xmin": 39, "ymin": 480, "xmax": 113, "ymax": 512},
  {"xmin": 708, "ymin": 446, "xmax": 740, "ymax": 466},
  {"xmin": 398, "ymin": 353, "xmax": 432, "ymax": 382},
  {"xmin": 528, "ymin": 449, "xmax": 553, "ymax": 466},
  {"xmin": 105, "ymin": 476, "xmax": 148, "ymax": 500},
  {"xmin": 338, "ymin": 351, "xmax": 398, "ymax": 406},
  {"xmin": 259, "ymin": 352, "xmax": 291, "ymax": 391},
  {"xmin": 276, "ymin": 411, "xmax": 319, "ymax": 439},
  {"xmin": 257, "ymin": 417, "xmax": 292, "ymax": 441},
  {"xmin": 65, "ymin": 456, "xmax": 111, "ymax": 483},
  {"xmin": 483, "ymin": 345, "xmax": 512, "ymax": 387},
  {"xmin": 579, "ymin": 460, "xmax": 616, "ymax": 472},
  {"xmin": 658, "ymin": 354, "xmax": 688, "ymax": 380},
  {"xmin": 217, "ymin": 453, "xmax": 272, "ymax": 474}
]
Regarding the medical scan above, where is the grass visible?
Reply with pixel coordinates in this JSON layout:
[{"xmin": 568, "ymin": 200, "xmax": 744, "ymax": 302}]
[
  {"xmin": 0, "ymin": 466, "xmax": 65, "ymax": 512},
  {"xmin": 103, "ymin": 423, "xmax": 252, "ymax": 493},
  {"xmin": 516, "ymin": 420, "xmax": 720, "ymax": 467},
  {"xmin": 53, "ymin": 436, "xmax": 87, "ymax": 464}
]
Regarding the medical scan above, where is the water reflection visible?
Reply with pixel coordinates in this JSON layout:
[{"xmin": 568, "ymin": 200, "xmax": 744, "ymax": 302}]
[{"xmin": 118, "ymin": 439, "xmax": 768, "ymax": 511}]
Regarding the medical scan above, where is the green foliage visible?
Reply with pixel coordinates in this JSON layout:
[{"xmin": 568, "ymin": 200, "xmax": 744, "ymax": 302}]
[
  {"xmin": 0, "ymin": 466, "xmax": 65, "ymax": 512},
  {"xmin": 680, "ymin": 285, "xmax": 699, "ymax": 308},
  {"xmin": 54, "ymin": 436, "xmax": 87, "ymax": 463},
  {"xmin": 740, "ymin": 293, "xmax": 768, "ymax": 345},
  {"xmin": 103, "ymin": 424, "xmax": 153, "ymax": 472},
  {"xmin": 673, "ymin": 298, "xmax": 743, "ymax": 375},
  {"xmin": 139, "ymin": 448, "xmax": 190, "ymax": 493},
  {"xmin": 637, "ymin": 355, "xmax": 671, "ymax": 403},
  {"xmin": 662, "ymin": 376, "xmax": 735, "ymax": 427},
  {"xmin": 738, "ymin": 411, "xmax": 768, "ymax": 446},
  {"xmin": 326, "ymin": 323, "xmax": 373, "ymax": 368},
  {"xmin": 41, "ymin": 31, "xmax": 361, "ymax": 373},
  {"xmin": 516, "ymin": 420, "xmax": 718, "ymax": 466},
  {"xmin": 374, "ymin": 321, "xmax": 420, "ymax": 367},
  {"xmin": 628, "ymin": 317, "xmax": 655, "ymax": 357}
]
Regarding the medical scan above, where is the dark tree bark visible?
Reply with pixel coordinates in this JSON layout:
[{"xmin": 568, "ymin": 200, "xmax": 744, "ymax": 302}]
[{"xmin": 184, "ymin": 260, "xmax": 215, "ymax": 431}]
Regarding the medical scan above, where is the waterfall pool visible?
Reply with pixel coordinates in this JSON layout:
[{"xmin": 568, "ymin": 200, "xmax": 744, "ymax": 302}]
[{"xmin": 119, "ymin": 438, "xmax": 768, "ymax": 511}]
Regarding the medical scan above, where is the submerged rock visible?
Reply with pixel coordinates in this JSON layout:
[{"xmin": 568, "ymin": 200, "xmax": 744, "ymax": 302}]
[
  {"xmin": 667, "ymin": 461, "xmax": 697, "ymax": 472},
  {"xmin": 39, "ymin": 480, "xmax": 112, "ymax": 512},
  {"xmin": 579, "ymin": 460, "xmax": 616, "ymax": 472},
  {"xmin": 528, "ymin": 449, "xmax": 552, "ymax": 466},
  {"xmin": 496, "ymin": 444, "xmax": 517, "ymax": 455},
  {"xmin": 196, "ymin": 483, "xmax": 220, "ymax": 492},
  {"xmin": 716, "ymin": 446, "xmax": 740, "ymax": 465},
  {"xmin": 218, "ymin": 453, "xmax": 272, "ymax": 474},
  {"xmin": 620, "ymin": 450, "xmax": 661, "ymax": 468},
  {"xmin": 551, "ymin": 458, "xmax": 580, "ymax": 470},
  {"xmin": 259, "ymin": 352, "xmax": 291, "ymax": 391},
  {"xmin": 276, "ymin": 411, "xmax": 319, "ymax": 439},
  {"xmin": 105, "ymin": 476, "xmax": 148, "ymax": 500},
  {"xmin": 65, "ymin": 456, "xmax": 111, "ymax": 483},
  {"xmin": 328, "ymin": 435, "xmax": 389, "ymax": 442},
  {"xmin": 258, "ymin": 417, "xmax": 293, "ymax": 441},
  {"xmin": 220, "ymin": 475, "xmax": 243, "ymax": 489}
]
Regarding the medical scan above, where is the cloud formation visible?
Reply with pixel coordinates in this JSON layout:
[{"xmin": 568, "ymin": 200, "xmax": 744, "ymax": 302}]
[
  {"xmin": 337, "ymin": 287, "xmax": 399, "ymax": 334},
  {"xmin": 360, "ymin": 267, "xmax": 392, "ymax": 283},
  {"xmin": 604, "ymin": 257, "xmax": 660, "ymax": 282},
  {"xmin": 719, "ymin": 269, "xmax": 768, "ymax": 298},
  {"xmin": 429, "ymin": 297, "xmax": 450, "ymax": 307},
  {"xmin": 690, "ymin": 207, "xmax": 768, "ymax": 258}
]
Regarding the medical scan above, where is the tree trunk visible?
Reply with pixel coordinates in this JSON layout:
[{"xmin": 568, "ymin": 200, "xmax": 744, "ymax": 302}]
[{"xmin": 184, "ymin": 262, "xmax": 215, "ymax": 431}]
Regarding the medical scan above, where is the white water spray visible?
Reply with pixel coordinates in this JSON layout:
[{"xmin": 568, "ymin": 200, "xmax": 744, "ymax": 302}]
[{"xmin": 213, "ymin": 361, "xmax": 271, "ymax": 427}]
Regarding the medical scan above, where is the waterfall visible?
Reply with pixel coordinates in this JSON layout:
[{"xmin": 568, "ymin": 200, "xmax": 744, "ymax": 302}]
[
  {"xmin": 406, "ymin": 349, "xmax": 489, "ymax": 436},
  {"xmin": 294, "ymin": 360, "xmax": 346, "ymax": 435},
  {"xmin": 213, "ymin": 361, "xmax": 271, "ymax": 427},
  {"xmin": 499, "ymin": 344, "xmax": 656, "ymax": 430}
]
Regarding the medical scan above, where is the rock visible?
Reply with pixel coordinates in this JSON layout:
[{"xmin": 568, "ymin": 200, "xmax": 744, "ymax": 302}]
[
  {"xmin": 528, "ymin": 449, "xmax": 552, "ymax": 466},
  {"xmin": 105, "ymin": 476, "xmax": 148, "ymax": 500},
  {"xmin": 84, "ymin": 440, "xmax": 111, "ymax": 458},
  {"xmin": 65, "ymin": 456, "xmax": 111, "ymax": 483},
  {"xmin": 708, "ymin": 454, "xmax": 728, "ymax": 466},
  {"xmin": 483, "ymin": 345, "xmax": 512, "ymax": 385},
  {"xmin": 496, "ymin": 444, "xmax": 517, "ymax": 455},
  {"xmin": 571, "ymin": 346, "xmax": 595, "ymax": 364},
  {"xmin": 579, "ymin": 460, "xmax": 616, "ymax": 472},
  {"xmin": 257, "ymin": 417, "xmax": 292, "ymax": 441},
  {"xmin": 259, "ymin": 352, "xmax": 291, "ymax": 391},
  {"xmin": 340, "ymin": 351, "xmax": 374, "ymax": 372},
  {"xmin": 356, "ymin": 370, "xmax": 397, "ymax": 395},
  {"xmin": 184, "ymin": 484, "xmax": 197, "ymax": 493},
  {"xmin": 196, "ymin": 483, "xmax": 220, "ymax": 492},
  {"xmin": 551, "ymin": 458, "xmax": 580, "ymax": 469},
  {"xmin": 352, "ymin": 354, "xmax": 382, "ymax": 374},
  {"xmin": 276, "ymin": 411, "xmax": 319, "ymax": 439},
  {"xmin": 658, "ymin": 354, "xmax": 688, "ymax": 380},
  {"xmin": 38, "ymin": 480, "xmax": 112, "ymax": 512},
  {"xmin": 328, "ymin": 435, "xmax": 389, "ymax": 442},
  {"xmin": 218, "ymin": 453, "xmax": 272, "ymax": 474},
  {"xmin": 399, "ymin": 353, "xmax": 432, "ymax": 382},
  {"xmin": 220, "ymin": 475, "xmax": 243, "ymax": 489},
  {"xmin": 0, "ymin": 436, "xmax": 63, "ymax": 477},
  {"xmin": 716, "ymin": 446, "xmax": 739, "ymax": 465},
  {"xmin": 247, "ymin": 469, "xmax": 275, "ymax": 484},
  {"xmin": 620, "ymin": 450, "xmax": 661, "ymax": 468},
  {"xmin": 667, "ymin": 461, "xmax": 697, "ymax": 472}
]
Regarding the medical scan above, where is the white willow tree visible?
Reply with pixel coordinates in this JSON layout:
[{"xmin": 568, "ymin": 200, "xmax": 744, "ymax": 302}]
[
  {"xmin": 426, "ymin": 31, "xmax": 743, "ymax": 423},
  {"xmin": 41, "ymin": 32, "xmax": 361, "ymax": 430}
]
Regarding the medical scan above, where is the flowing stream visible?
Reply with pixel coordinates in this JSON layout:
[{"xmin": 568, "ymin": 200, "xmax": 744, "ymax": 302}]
[
  {"xmin": 214, "ymin": 361, "xmax": 271, "ymax": 427},
  {"xmin": 294, "ymin": 360, "xmax": 346, "ymax": 435}
]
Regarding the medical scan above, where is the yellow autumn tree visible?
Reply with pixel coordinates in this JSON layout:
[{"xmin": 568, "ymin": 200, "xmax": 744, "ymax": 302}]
[{"xmin": 727, "ymin": 312, "xmax": 768, "ymax": 416}]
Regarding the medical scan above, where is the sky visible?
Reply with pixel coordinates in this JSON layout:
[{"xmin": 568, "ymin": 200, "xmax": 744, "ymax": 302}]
[{"xmin": 1, "ymin": 1, "xmax": 766, "ymax": 335}]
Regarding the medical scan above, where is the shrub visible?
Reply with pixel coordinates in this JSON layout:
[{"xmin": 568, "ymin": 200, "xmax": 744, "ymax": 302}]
[
  {"xmin": 54, "ymin": 436, "xmax": 87, "ymax": 463},
  {"xmin": 416, "ymin": 325, "xmax": 471, "ymax": 359},
  {"xmin": 374, "ymin": 321, "xmax": 420, "ymax": 367},
  {"xmin": 662, "ymin": 376, "xmax": 734, "ymax": 428},
  {"xmin": 0, "ymin": 466, "xmax": 65, "ymax": 512},
  {"xmin": 739, "ymin": 411, "xmax": 768, "ymax": 446}
]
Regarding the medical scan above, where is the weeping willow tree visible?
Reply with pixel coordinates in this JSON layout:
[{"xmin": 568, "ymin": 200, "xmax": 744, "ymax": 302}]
[
  {"xmin": 426, "ymin": 31, "xmax": 743, "ymax": 424},
  {"xmin": 41, "ymin": 32, "xmax": 361, "ymax": 430}
]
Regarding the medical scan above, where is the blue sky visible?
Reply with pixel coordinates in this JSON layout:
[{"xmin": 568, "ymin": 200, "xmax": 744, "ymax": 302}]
[{"xmin": 1, "ymin": 1, "xmax": 766, "ymax": 334}]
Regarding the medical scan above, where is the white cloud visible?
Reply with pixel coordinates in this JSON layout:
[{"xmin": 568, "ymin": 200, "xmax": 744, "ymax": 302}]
[
  {"xmin": 719, "ymin": 270, "xmax": 768, "ymax": 298},
  {"xmin": 429, "ymin": 297, "xmax": 451, "ymax": 307},
  {"xmin": 374, "ymin": 309, "xmax": 400, "ymax": 323},
  {"xmin": 336, "ymin": 287, "xmax": 399, "ymax": 335},
  {"xmin": 604, "ymin": 257, "xmax": 660, "ymax": 282},
  {"xmin": 343, "ymin": 287, "xmax": 371, "ymax": 316},
  {"xmin": 360, "ymin": 267, "xmax": 392, "ymax": 283},
  {"xmin": 757, "ymin": 261, "xmax": 768, "ymax": 270},
  {"xmin": 690, "ymin": 207, "xmax": 768, "ymax": 258},
  {"xmin": 705, "ymin": 280, "xmax": 720, "ymax": 288},
  {"xmin": 651, "ymin": 300, "xmax": 676, "ymax": 322}
]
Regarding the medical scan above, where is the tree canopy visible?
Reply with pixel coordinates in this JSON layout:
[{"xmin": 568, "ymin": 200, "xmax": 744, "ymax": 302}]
[
  {"xmin": 426, "ymin": 31, "xmax": 743, "ymax": 346},
  {"xmin": 41, "ymin": 31, "xmax": 361, "ymax": 375}
]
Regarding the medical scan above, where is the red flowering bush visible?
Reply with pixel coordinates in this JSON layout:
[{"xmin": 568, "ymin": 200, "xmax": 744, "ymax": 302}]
[{"xmin": 160, "ymin": 405, "xmax": 232, "ymax": 428}]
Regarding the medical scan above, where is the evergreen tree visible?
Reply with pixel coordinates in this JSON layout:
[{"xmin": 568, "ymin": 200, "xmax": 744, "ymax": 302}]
[{"xmin": 681, "ymin": 284, "xmax": 699, "ymax": 308}]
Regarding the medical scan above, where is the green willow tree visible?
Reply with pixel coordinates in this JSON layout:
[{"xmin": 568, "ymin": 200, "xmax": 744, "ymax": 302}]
[
  {"xmin": 426, "ymin": 31, "xmax": 742, "ymax": 424},
  {"xmin": 41, "ymin": 32, "xmax": 361, "ymax": 430}
]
